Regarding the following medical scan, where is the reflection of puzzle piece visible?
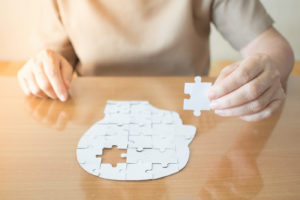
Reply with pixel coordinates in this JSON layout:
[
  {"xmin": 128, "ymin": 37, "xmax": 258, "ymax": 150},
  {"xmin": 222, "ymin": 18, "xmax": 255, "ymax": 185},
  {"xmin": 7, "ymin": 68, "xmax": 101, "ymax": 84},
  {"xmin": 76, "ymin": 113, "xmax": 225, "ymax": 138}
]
[
  {"xmin": 123, "ymin": 148, "xmax": 177, "ymax": 168},
  {"xmin": 184, "ymin": 76, "xmax": 211, "ymax": 116},
  {"xmin": 128, "ymin": 135, "xmax": 152, "ymax": 151},
  {"xmin": 99, "ymin": 163, "xmax": 127, "ymax": 180},
  {"xmin": 126, "ymin": 161, "xmax": 152, "ymax": 180}
]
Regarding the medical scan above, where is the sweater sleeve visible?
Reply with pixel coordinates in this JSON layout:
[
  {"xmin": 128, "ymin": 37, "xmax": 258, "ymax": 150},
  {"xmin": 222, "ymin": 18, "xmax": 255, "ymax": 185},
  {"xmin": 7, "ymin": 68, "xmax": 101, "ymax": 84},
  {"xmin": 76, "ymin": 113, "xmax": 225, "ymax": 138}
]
[
  {"xmin": 211, "ymin": 0, "xmax": 274, "ymax": 50},
  {"xmin": 33, "ymin": 0, "xmax": 78, "ymax": 68}
]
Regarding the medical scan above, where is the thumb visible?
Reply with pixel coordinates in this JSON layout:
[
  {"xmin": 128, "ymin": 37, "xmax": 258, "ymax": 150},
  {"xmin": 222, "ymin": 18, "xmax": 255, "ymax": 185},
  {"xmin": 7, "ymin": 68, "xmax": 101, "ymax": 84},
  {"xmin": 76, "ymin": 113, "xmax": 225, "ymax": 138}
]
[{"xmin": 60, "ymin": 58, "xmax": 73, "ymax": 90}]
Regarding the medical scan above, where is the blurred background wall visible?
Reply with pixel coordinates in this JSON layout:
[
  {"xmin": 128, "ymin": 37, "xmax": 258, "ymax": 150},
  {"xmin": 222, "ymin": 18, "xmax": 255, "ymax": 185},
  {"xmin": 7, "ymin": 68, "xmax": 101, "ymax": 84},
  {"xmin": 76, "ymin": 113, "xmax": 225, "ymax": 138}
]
[
  {"xmin": 0, "ymin": 0, "xmax": 299, "ymax": 61},
  {"xmin": 210, "ymin": 0, "xmax": 300, "ymax": 61}
]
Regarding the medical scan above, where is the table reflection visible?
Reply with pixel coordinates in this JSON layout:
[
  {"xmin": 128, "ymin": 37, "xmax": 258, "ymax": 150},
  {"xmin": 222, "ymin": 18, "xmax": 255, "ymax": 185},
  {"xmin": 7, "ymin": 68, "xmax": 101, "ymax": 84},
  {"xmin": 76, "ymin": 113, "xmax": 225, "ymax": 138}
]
[
  {"xmin": 24, "ymin": 96, "xmax": 74, "ymax": 131},
  {"xmin": 199, "ymin": 110, "xmax": 282, "ymax": 199}
]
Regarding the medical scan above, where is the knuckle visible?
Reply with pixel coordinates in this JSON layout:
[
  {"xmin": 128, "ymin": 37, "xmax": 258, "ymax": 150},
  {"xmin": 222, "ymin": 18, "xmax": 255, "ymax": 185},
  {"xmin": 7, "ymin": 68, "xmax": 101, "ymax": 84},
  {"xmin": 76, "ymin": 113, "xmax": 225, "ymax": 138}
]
[
  {"xmin": 272, "ymin": 70, "xmax": 281, "ymax": 80},
  {"xmin": 237, "ymin": 70, "xmax": 250, "ymax": 83}
]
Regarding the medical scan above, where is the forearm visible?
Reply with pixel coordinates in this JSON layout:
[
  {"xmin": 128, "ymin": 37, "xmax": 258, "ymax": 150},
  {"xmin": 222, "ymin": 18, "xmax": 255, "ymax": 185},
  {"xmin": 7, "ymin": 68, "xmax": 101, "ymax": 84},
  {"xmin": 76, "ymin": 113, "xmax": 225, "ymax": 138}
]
[{"xmin": 240, "ymin": 28, "xmax": 294, "ymax": 86}]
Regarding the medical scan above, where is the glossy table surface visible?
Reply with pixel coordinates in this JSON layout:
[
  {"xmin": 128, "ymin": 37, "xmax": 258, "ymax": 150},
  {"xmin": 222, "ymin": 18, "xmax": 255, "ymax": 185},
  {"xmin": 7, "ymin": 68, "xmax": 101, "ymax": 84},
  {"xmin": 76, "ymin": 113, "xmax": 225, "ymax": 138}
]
[{"xmin": 0, "ymin": 76, "xmax": 299, "ymax": 200}]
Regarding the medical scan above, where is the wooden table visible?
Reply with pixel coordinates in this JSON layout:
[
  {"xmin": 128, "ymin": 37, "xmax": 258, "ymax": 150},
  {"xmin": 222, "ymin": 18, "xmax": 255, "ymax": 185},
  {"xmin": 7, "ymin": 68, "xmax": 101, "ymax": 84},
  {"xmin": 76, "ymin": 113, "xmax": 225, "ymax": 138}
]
[{"xmin": 0, "ymin": 76, "xmax": 299, "ymax": 200}]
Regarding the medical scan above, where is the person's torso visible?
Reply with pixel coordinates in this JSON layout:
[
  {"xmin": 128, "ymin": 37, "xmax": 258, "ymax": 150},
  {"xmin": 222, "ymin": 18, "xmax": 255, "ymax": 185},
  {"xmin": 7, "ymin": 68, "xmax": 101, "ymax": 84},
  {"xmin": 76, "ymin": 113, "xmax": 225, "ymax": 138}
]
[{"xmin": 58, "ymin": 0, "xmax": 212, "ymax": 76}]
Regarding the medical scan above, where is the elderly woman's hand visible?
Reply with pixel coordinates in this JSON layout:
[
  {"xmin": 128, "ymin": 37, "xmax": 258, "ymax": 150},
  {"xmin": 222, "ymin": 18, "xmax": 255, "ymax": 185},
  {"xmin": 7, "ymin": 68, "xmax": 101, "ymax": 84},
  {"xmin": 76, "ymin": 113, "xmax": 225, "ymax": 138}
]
[{"xmin": 17, "ymin": 49, "xmax": 73, "ymax": 102}]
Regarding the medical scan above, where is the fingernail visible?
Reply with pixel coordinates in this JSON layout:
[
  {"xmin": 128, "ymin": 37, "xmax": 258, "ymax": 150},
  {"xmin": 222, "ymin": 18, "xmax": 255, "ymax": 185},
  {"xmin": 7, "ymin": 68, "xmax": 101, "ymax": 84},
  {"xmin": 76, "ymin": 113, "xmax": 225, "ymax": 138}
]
[
  {"xmin": 59, "ymin": 93, "xmax": 68, "ymax": 102},
  {"xmin": 210, "ymin": 100, "xmax": 219, "ymax": 109}
]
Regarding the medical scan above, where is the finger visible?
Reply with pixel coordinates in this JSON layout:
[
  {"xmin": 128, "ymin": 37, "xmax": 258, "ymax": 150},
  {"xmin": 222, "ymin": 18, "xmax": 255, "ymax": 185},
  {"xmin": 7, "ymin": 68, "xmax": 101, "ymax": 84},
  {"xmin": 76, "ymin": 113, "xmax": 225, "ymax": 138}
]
[
  {"xmin": 211, "ymin": 68, "xmax": 277, "ymax": 110},
  {"xmin": 42, "ymin": 50, "xmax": 68, "ymax": 102},
  {"xmin": 239, "ymin": 99, "xmax": 283, "ymax": 122},
  {"xmin": 17, "ymin": 73, "xmax": 30, "ymax": 96},
  {"xmin": 214, "ymin": 63, "xmax": 239, "ymax": 85},
  {"xmin": 214, "ymin": 81, "xmax": 281, "ymax": 117},
  {"xmin": 60, "ymin": 58, "xmax": 73, "ymax": 89},
  {"xmin": 32, "ymin": 60, "xmax": 58, "ymax": 99},
  {"xmin": 26, "ymin": 71, "xmax": 47, "ymax": 98},
  {"xmin": 208, "ymin": 56, "xmax": 265, "ymax": 100}
]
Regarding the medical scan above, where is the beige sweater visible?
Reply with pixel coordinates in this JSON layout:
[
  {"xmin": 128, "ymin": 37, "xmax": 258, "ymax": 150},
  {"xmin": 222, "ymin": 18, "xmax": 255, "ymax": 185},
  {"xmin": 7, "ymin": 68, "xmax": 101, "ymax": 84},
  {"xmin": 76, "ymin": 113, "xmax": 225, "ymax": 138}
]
[{"xmin": 34, "ymin": 0, "xmax": 273, "ymax": 76}]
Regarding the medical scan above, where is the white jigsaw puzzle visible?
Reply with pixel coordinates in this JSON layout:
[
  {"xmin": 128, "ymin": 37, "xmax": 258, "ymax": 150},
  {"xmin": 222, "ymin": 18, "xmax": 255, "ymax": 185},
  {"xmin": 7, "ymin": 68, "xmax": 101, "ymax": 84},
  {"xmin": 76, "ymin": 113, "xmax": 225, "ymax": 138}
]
[
  {"xmin": 183, "ymin": 76, "xmax": 212, "ymax": 116},
  {"xmin": 76, "ymin": 101, "xmax": 196, "ymax": 180}
]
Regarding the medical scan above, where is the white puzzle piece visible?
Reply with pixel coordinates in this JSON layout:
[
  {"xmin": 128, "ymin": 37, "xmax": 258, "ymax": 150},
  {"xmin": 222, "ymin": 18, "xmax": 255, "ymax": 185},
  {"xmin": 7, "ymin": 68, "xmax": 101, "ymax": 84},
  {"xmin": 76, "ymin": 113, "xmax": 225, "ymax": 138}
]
[
  {"xmin": 128, "ymin": 135, "xmax": 152, "ymax": 151},
  {"xmin": 76, "ymin": 101, "xmax": 196, "ymax": 180},
  {"xmin": 99, "ymin": 163, "xmax": 127, "ymax": 180},
  {"xmin": 126, "ymin": 161, "xmax": 153, "ymax": 180},
  {"xmin": 183, "ymin": 76, "xmax": 212, "ymax": 116},
  {"xmin": 122, "ymin": 148, "xmax": 177, "ymax": 168}
]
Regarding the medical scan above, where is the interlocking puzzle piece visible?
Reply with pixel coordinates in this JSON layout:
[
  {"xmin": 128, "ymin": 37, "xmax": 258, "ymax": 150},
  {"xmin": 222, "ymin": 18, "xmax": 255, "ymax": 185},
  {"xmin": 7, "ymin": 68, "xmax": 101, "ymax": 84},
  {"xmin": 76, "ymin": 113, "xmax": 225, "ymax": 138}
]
[
  {"xmin": 174, "ymin": 146, "xmax": 190, "ymax": 169},
  {"xmin": 130, "ymin": 102, "xmax": 151, "ymax": 115},
  {"xmin": 104, "ymin": 131, "xmax": 129, "ymax": 149},
  {"xmin": 104, "ymin": 135, "xmax": 128, "ymax": 149},
  {"xmin": 77, "ymin": 134, "xmax": 107, "ymax": 151},
  {"xmin": 129, "ymin": 114, "xmax": 153, "ymax": 127},
  {"xmin": 76, "ymin": 147, "xmax": 102, "ymax": 175},
  {"xmin": 150, "ymin": 110, "xmax": 182, "ymax": 125},
  {"xmin": 86, "ymin": 124, "xmax": 129, "ymax": 138},
  {"xmin": 151, "ymin": 163, "xmax": 179, "ymax": 179},
  {"xmin": 105, "ymin": 101, "xmax": 131, "ymax": 114},
  {"xmin": 184, "ymin": 76, "xmax": 212, "ymax": 116},
  {"xmin": 125, "ymin": 124, "xmax": 152, "ymax": 136},
  {"xmin": 173, "ymin": 125, "xmax": 197, "ymax": 140},
  {"xmin": 128, "ymin": 135, "xmax": 152, "ymax": 151},
  {"xmin": 99, "ymin": 163, "xmax": 127, "ymax": 180},
  {"xmin": 98, "ymin": 114, "xmax": 131, "ymax": 126},
  {"xmin": 126, "ymin": 161, "xmax": 152, "ymax": 180},
  {"xmin": 123, "ymin": 148, "xmax": 177, "ymax": 168},
  {"xmin": 77, "ymin": 100, "xmax": 197, "ymax": 180},
  {"xmin": 152, "ymin": 134, "xmax": 176, "ymax": 152}
]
